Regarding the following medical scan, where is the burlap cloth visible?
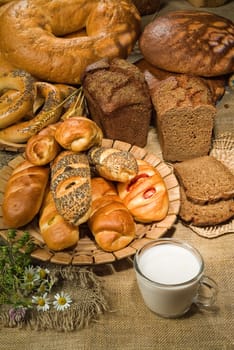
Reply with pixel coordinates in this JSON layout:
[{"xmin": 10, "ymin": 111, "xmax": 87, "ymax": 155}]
[{"xmin": 0, "ymin": 0, "xmax": 234, "ymax": 349}]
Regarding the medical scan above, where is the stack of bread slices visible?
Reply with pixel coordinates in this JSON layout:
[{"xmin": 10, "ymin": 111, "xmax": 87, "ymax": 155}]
[{"xmin": 173, "ymin": 156, "xmax": 234, "ymax": 226}]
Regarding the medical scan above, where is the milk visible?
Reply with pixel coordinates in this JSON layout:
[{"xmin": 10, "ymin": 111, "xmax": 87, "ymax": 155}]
[
  {"xmin": 134, "ymin": 240, "xmax": 205, "ymax": 318},
  {"xmin": 138, "ymin": 244, "xmax": 201, "ymax": 285}
]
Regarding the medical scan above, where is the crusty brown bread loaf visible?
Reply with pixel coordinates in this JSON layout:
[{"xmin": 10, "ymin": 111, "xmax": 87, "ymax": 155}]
[
  {"xmin": 173, "ymin": 156, "xmax": 234, "ymax": 204},
  {"xmin": 88, "ymin": 145, "xmax": 138, "ymax": 182},
  {"xmin": 88, "ymin": 177, "xmax": 136, "ymax": 252},
  {"xmin": 82, "ymin": 57, "xmax": 153, "ymax": 147},
  {"xmin": 2, "ymin": 160, "xmax": 49, "ymax": 228},
  {"xmin": 135, "ymin": 58, "xmax": 227, "ymax": 104},
  {"xmin": 50, "ymin": 150, "xmax": 92, "ymax": 226},
  {"xmin": 139, "ymin": 10, "xmax": 234, "ymax": 77},
  {"xmin": 146, "ymin": 72, "xmax": 216, "ymax": 162},
  {"xmin": 39, "ymin": 191, "xmax": 79, "ymax": 251}
]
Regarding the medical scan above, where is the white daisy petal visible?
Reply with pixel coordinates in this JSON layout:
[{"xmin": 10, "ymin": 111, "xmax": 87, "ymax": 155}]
[
  {"xmin": 32, "ymin": 293, "xmax": 50, "ymax": 312},
  {"xmin": 53, "ymin": 292, "xmax": 72, "ymax": 311}
]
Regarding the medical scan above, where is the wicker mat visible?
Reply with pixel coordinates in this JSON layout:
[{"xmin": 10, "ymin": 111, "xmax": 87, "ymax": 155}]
[{"xmin": 0, "ymin": 264, "xmax": 109, "ymax": 332}]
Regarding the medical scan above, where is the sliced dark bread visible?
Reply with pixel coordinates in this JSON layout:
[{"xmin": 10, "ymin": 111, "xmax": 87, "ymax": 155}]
[
  {"xmin": 179, "ymin": 187, "xmax": 234, "ymax": 226},
  {"xmin": 174, "ymin": 156, "xmax": 234, "ymax": 204}
]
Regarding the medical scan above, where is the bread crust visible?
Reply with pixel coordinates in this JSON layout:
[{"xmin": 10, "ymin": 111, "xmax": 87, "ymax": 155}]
[
  {"xmin": 146, "ymin": 73, "xmax": 216, "ymax": 162},
  {"xmin": 88, "ymin": 177, "xmax": 136, "ymax": 252},
  {"xmin": 2, "ymin": 160, "xmax": 49, "ymax": 228},
  {"xmin": 0, "ymin": 81, "xmax": 64, "ymax": 143},
  {"xmin": 0, "ymin": 70, "xmax": 35, "ymax": 129},
  {"xmin": 139, "ymin": 10, "xmax": 234, "ymax": 77},
  {"xmin": 0, "ymin": 0, "xmax": 141, "ymax": 84},
  {"xmin": 117, "ymin": 159, "xmax": 169, "ymax": 223},
  {"xmin": 88, "ymin": 146, "xmax": 138, "ymax": 182},
  {"xmin": 50, "ymin": 151, "xmax": 92, "ymax": 226},
  {"xmin": 39, "ymin": 191, "xmax": 79, "ymax": 251},
  {"xmin": 54, "ymin": 117, "xmax": 103, "ymax": 152},
  {"xmin": 173, "ymin": 156, "xmax": 234, "ymax": 204},
  {"xmin": 25, "ymin": 123, "xmax": 62, "ymax": 166}
]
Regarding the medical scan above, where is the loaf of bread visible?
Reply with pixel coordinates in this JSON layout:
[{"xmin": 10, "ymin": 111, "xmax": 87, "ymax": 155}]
[
  {"xmin": 173, "ymin": 156, "xmax": 234, "ymax": 204},
  {"xmin": 139, "ymin": 10, "xmax": 234, "ymax": 77},
  {"xmin": 117, "ymin": 159, "xmax": 169, "ymax": 223},
  {"xmin": 88, "ymin": 145, "xmax": 138, "ymax": 182},
  {"xmin": 146, "ymin": 72, "xmax": 216, "ymax": 162},
  {"xmin": 50, "ymin": 150, "xmax": 92, "ymax": 226},
  {"xmin": 135, "ymin": 58, "xmax": 227, "ymax": 104},
  {"xmin": 25, "ymin": 123, "xmax": 61, "ymax": 166},
  {"xmin": 54, "ymin": 116, "xmax": 103, "ymax": 152},
  {"xmin": 88, "ymin": 177, "xmax": 136, "ymax": 252},
  {"xmin": 2, "ymin": 160, "xmax": 49, "ymax": 228},
  {"xmin": 39, "ymin": 191, "xmax": 79, "ymax": 251},
  {"xmin": 82, "ymin": 58, "xmax": 152, "ymax": 147}
]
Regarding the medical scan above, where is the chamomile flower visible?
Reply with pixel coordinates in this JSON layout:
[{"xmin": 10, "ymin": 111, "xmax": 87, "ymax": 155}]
[
  {"xmin": 23, "ymin": 265, "xmax": 39, "ymax": 283},
  {"xmin": 36, "ymin": 266, "xmax": 50, "ymax": 280},
  {"xmin": 53, "ymin": 292, "xmax": 72, "ymax": 311},
  {"xmin": 32, "ymin": 293, "xmax": 50, "ymax": 312},
  {"xmin": 37, "ymin": 280, "xmax": 50, "ymax": 294}
]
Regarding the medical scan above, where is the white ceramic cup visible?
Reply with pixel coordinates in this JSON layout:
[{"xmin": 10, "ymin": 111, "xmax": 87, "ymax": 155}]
[{"xmin": 133, "ymin": 238, "xmax": 218, "ymax": 318}]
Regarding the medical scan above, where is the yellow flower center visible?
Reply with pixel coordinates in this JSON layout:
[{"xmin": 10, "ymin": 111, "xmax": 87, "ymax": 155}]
[
  {"xmin": 38, "ymin": 298, "xmax": 45, "ymax": 307},
  {"xmin": 39, "ymin": 270, "xmax": 47, "ymax": 279},
  {"xmin": 26, "ymin": 273, "xmax": 34, "ymax": 281},
  {"xmin": 58, "ymin": 297, "xmax": 66, "ymax": 305}
]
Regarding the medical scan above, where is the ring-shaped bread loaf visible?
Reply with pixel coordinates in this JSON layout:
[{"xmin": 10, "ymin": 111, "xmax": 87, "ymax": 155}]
[
  {"xmin": 0, "ymin": 70, "xmax": 35, "ymax": 129},
  {"xmin": 0, "ymin": 81, "xmax": 64, "ymax": 143},
  {"xmin": 0, "ymin": 0, "xmax": 141, "ymax": 84}
]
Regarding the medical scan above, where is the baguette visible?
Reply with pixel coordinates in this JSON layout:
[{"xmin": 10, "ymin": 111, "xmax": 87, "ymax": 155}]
[
  {"xmin": 50, "ymin": 150, "xmax": 92, "ymax": 226},
  {"xmin": 117, "ymin": 159, "xmax": 169, "ymax": 223},
  {"xmin": 88, "ymin": 177, "xmax": 136, "ymax": 252},
  {"xmin": 39, "ymin": 191, "xmax": 79, "ymax": 251},
  {"xmin": 2, "ymin": 160, "xmax": 49, "ymax": 228},
  {"xmin": 87, "ymin": 146, "xmax": 138, "ymax": 182}
]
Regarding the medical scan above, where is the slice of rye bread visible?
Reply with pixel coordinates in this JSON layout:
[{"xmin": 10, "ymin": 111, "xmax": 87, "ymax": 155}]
[
  {"xmin": 179, "ymin": 187, "xmax": 234, "ymax": 226},
  {"xmin": 173, "ymin": 156, "xmax": 234, "ymax": 204}
]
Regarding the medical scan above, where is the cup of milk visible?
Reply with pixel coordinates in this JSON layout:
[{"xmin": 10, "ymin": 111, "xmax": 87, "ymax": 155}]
[{"xmin": 134, "ymin": 238, "xmax": 218, "ymax": 318}]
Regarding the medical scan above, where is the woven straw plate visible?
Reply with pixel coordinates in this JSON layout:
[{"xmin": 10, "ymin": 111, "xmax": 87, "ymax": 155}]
[{"xmin": 0, "ymin": 139, "xmax": 180, "ymax": 265}]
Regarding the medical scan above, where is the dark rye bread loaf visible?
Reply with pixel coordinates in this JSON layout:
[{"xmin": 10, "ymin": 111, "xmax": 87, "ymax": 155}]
[
  {"xmin": 135, "ymin": 58, "xmax": 227, "ymax": 104},
  {"xmin": 174, "ymin": 156, "xmax": 234, "ymax": 204},
  {"xmin": 139, "ymin": 10, "xmax": 234, "ymax": 77},
  {"xmin": 146, "ymin": 72, "xmax": 216, "ymax": 162},
  {"xmin": 50, "ymin": 151, "xmax": 92, "ymax": 226},
  {"xmin": 82, "ymin": 58, "xmax": 152, "ymax": 148}
]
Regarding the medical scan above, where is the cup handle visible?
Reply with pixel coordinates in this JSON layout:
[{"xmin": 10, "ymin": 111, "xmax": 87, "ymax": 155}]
[{"xmin": 193, "ymin": 275, "xmax": 218, "ymax": 310}]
